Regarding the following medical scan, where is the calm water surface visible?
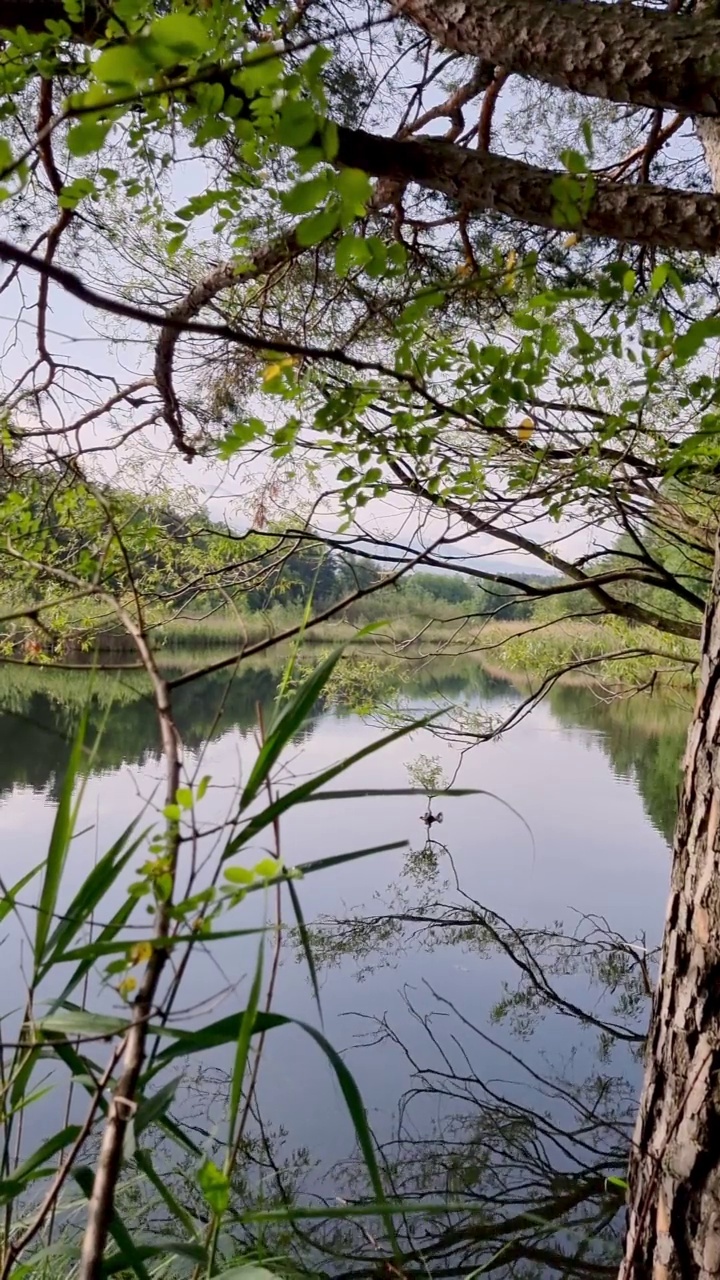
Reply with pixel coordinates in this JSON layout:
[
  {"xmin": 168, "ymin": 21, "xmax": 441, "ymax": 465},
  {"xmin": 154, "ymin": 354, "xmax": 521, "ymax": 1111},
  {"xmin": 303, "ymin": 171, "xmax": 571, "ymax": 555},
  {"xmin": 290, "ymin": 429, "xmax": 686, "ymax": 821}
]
[{"xmin": 0, "ymin": 657, "xmax": 688, "ymax": 1274}]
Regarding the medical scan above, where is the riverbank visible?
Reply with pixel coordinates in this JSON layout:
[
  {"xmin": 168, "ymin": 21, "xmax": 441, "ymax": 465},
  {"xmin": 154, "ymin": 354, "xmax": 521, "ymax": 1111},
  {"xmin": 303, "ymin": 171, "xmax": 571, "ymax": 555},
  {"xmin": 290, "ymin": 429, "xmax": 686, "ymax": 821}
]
[{"xmin": 5, "ymin": 606, "xmax": 699, "ymax": 691}]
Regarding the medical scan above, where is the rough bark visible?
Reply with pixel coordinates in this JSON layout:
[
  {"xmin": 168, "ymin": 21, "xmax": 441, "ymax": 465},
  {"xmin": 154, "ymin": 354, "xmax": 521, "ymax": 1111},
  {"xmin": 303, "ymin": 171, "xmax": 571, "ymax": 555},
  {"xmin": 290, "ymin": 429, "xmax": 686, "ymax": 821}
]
[
  {"xmin": 620, "ymin": 549, "xmax": 720, "ymax": 1280},
  {"xmin": 337, "ymin": 126, "xmax": 720, "ymax": 253},
  {"xmin": 695, "ymin": 0, "xmax": 720, "ymax": 196},
  {"xmin": 395, "ymin": 0, "xmax": 720, "ymax": 117}
]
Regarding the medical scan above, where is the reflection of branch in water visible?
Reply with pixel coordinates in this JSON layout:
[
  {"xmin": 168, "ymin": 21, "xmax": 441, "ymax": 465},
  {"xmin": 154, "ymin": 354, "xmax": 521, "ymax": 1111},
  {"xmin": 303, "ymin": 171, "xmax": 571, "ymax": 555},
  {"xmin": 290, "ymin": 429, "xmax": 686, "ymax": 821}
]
[
  {"xmin": 129, "ymin": 946, "xmax": 633, "ymax": 1280},
  {"xmin": 315, "ymin": 980, "xmax": 628, "ymax": 1278},
  {"xmin": 305, "ymin": 892, "xmax": 653, "ymax": 1046}
]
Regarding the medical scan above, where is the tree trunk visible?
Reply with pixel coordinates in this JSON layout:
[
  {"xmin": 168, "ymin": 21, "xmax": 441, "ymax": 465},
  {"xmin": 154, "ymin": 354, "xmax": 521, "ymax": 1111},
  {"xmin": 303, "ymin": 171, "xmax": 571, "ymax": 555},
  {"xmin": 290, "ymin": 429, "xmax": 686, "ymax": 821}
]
[
  {"xmin": 396, "ymin": 0, "xmax": 720, "ymax": 117},
  {"xmin": 619, "ymin": 545, "xmax": 720, "ymax": 1280},
  {"xmin": 335, "ymin": 126, "xmax": 720, "ymax": 252}
]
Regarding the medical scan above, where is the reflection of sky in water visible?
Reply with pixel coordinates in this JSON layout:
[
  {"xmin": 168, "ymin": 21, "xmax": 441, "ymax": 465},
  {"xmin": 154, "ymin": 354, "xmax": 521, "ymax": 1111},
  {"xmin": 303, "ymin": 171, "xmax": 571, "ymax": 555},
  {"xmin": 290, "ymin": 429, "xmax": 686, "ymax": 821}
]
[{"xmin": 0, "ymin": 666, "xmax": 675, "ymax": 1257}]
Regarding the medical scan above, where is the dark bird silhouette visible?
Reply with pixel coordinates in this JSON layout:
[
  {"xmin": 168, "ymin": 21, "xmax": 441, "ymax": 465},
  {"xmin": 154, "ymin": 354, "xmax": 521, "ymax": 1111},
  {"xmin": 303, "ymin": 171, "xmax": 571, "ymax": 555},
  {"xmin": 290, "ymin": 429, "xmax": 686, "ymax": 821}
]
[{"xmin": 420, "ymin": 810, "xmax": 443, "ymax": 828}]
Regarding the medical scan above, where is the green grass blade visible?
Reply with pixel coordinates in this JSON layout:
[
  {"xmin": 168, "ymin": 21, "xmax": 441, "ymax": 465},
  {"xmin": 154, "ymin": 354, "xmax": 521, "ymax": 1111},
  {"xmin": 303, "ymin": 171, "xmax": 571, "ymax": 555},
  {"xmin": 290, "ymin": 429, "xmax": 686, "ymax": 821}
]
[
  {"xmin": 0, "ymin": 1124, "xmax": 82, "ymax": 1202},
  {"xmin": 39, "ymin": 1010, "xmax": 132, "ymax": 1038},
  {"xmin": 295, "ymin": 841, "xmax": 408, "ymax": 877},
  {"xmin": 135, "ymin": 1148, "xmax": 201, "ymax": 1238},
  {"xmin": 286, "ymin": 877, "xmax": 322, "ymax": 1024},
  {"xmin": 274, "ymin": 590, "xmax": 317, "ymax": 703},
  {"xmin": 134, "ymin": 1076, "xmax": 181, "ymax": 1138},
  {"xmin": 0, "ymin": 863, "xmax": 43, "ymax": 926},
  {"xmin": 291, "ymin": 1018, "xmax": 398, "ymax": 1257},
  {"xmin": 156, "ymin": 1008, "xmax": 398, "ymax": 1256},
  {"xmin": 240, "ymin": 647, "xmax": 345, "ymax": 810},
  {"xmin": 34, "ymin": 710, "xmax": 88, "ymax": 967},
  {"xmin": 225, "ymin": 711, "xmax": 442, "ymax": 860},
  {"xmin": 101, "ymin": 1240, "xmax": 207, "ymax": 1275},
  {"xmin": 56, "ymin": 924, "xmax": 269, "ymax": 964},
  {"xmin": 150, "ymin": 1011, "xmax": 285, "ymax": 1074},
  {"xmin": 225, "ymin": 843, "xmax": 409, "ymax": 900},
  {"xmin": 39, "ymin": 819, "xmax": 149, "ymax": 979},
  {"xmin": 227, "ymin": 938, "xmax": 264, "ymax": 1153},
  {"xmin": 50, "ymin": 895, "xmax": 136, "ymax": 1010}
]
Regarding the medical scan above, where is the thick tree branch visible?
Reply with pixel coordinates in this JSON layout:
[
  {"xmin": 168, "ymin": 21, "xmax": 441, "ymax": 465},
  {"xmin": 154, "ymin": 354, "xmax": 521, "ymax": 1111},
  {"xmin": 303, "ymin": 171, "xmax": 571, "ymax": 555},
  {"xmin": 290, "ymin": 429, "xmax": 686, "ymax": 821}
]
[
  {"xmin": 335, "ymin": 126, "xmax": 720, "ymax": 253},
  {"xmin": 154, "ymin": 231, "xmax": 301, "ymax": 454},
  {"xmin": 394, "ymin": 0, "xmax": 720, "ymax": 117}
]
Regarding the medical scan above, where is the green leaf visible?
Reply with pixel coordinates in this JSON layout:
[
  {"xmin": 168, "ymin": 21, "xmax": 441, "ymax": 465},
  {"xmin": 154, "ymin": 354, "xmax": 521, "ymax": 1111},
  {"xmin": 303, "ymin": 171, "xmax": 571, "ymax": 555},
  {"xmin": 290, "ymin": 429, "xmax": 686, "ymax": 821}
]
[
  {"xmin": 276, "ymin": 100, "xmax": 318, "ymax": 148},
  {"xmin": 0, "ymin": 863, "xmax": 42, "ymax": 928},
  {"xmin": 650, "ymin": 263, "xmax": 669, "ymax": 293},
  {"xmin": 149, "ymin": 13, "xmax": 210, "ymax": 57},
  {"xmin": 54, "ymin": 926, "xmax": 266, "ymax": 964},
  {"xmin": 94, "ymin": 44, "xmax": 153, "ymax": 85},
  {"xmin": 322, "ymin": 119, "xmax": 339, "ymax": 159},
  {"xmin": 581, "ymin": 118, "xmax": 594, "ymax": 157},
  {"xmin": 197, "ymin": 775, "xmax": 210, "ymax": 800},
  {"xmin": 35, "ymin": 712, "xmax": 88, "ymax": 968},
  {"xmin": 560, "ymin": 147, "xmax": 587, "ymax": 174},
  {"xmin": 365, "ymin": 236, "xmax": 388, "ymax": 278},
  {"xmin": 296, "ymin": 204, "xmax": 340, "ymax": 246},
  {"xmin": 219, "ymin": 416, "xmax": 267, "ymax": 458},
  {"xmin": 224, "ymin": 866, "xmax": 255, "ymax": 885},
  {"xmin": 399, "ymin": 290, "xmax": 445, "ymax": 326},
  {"xmin": 67, "ymin": 120, "xmax": 111, "ymax": 157},
  {"xmin": 59, "ymin": 175, "xmax": 96, "ymax": 209},
  {"xmin": 176, "ymin": 786, "xmax": 193, "ymax": 810},
  {"xmin": 675, "ymin": 317, "xmax": 720, "ymax": 362},
  {"xmin": 335, "ymin": 234, "xmax": 372, "ymax": 276},
  {"xmin": 198, "ymin": 1159, "xmax": 229, "ymax": 1214},
  {"xmin": 234, "ymin": 52, "xmax": 282, "ymax": 94},
  {"xmin": 337, "ymin": 166, "xmax": 372, "ymax": 216},
  {"xmin": 282, "ymin": 174, "xmax": 330, "ymax": 214}
]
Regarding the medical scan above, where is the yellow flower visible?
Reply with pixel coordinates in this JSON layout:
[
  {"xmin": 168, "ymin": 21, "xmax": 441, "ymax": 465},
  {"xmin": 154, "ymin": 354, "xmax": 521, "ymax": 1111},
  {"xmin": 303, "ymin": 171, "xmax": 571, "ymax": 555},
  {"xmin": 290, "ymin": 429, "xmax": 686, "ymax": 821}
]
[
  {"xmin": 263, "ymin": 356, "xmax": 295, "ymax": 384},
  {"xmin": 118, "ymin": 975, "xmax": 137, "ymax": 999},
  {"xmin": 129, "ymin": 941, "xmax": 153, "ymax": 966}
]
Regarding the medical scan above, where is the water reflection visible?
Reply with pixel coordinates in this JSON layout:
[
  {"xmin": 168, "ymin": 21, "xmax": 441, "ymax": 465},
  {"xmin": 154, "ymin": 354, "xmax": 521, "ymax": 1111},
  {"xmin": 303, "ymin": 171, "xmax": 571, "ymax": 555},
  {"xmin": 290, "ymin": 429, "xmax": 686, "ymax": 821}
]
[
  {"xmin": 0, "ymin": 654, "xmax": 689, "ymax": 849},
  {"xmin": 0, "ymin": 653, "xmax": 680, "ymax": 1278},
  {"xmin": 546, "ymin": 683, "xmax": 687, "ymax": 843}
]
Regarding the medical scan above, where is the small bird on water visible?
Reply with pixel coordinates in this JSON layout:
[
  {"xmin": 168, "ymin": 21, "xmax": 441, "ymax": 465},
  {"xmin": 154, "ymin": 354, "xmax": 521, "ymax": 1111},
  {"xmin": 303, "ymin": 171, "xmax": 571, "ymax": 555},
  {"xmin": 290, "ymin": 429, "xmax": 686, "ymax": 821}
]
[{"xmin": 420, "ymin": 810, "xmax": 443, "ymax": 828}]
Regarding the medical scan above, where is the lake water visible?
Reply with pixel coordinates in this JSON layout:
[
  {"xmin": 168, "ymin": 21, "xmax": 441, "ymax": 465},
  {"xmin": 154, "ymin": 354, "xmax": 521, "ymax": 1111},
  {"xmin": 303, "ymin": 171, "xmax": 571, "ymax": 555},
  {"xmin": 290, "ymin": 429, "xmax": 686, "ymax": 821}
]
[{"xmin": 0, "ymin": 656, "xmax": 688, "ymax": 1275}]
